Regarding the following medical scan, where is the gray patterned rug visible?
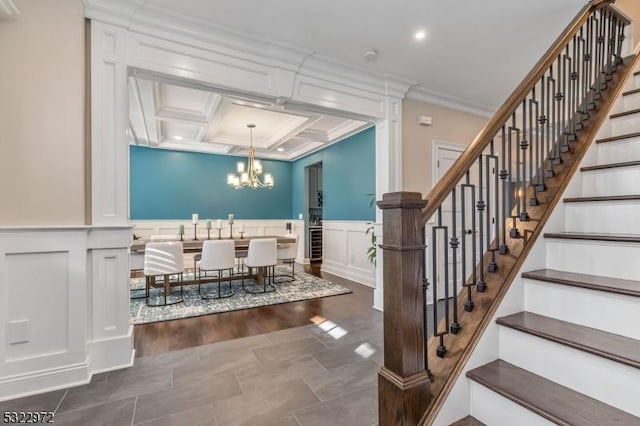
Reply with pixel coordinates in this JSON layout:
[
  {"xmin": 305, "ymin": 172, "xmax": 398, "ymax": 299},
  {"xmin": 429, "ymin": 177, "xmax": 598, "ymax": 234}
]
[{"xmin": 130, "ymin": 266, "xmax": 352, "ymax": 325}]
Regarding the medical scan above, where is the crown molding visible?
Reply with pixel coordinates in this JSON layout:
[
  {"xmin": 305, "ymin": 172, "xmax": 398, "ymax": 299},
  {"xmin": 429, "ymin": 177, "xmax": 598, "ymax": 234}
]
[
  {"xmin": 0, "ymin": 0, "xmax": 19, "ymax": 18},
  {"xmin": 83, "ymin": 0, "xmax": 415, "ymax": 101},
  {"xmin": 406, "ymin": 85, "xmax": 495, "ymax": 118}
]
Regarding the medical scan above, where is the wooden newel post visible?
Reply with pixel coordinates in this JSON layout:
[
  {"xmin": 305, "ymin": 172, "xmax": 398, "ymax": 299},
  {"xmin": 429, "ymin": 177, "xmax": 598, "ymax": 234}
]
[{"xmin": 377, "ymin": 192, "xmax": 430, "ymax": 425}]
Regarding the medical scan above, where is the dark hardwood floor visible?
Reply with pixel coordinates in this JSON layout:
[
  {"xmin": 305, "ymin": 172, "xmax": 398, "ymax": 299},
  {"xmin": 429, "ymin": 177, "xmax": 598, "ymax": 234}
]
[{"xmin": 133, "ymin": 262, "xmax": 375, "ymax": 357}]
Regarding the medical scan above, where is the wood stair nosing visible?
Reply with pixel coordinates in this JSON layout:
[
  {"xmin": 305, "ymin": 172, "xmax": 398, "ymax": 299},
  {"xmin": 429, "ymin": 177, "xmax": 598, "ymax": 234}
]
[
  {"xmin": 522, "ymin": 268, "xmax": 640, "ymax": 298},
  {"xmin": 466, "ymin": 360, "xmax": 640, "ymax": 426},
  {"xmin": 596, "ymin": 131, "xmax": 640, "ymax": 143},
  {"xmin": 449, "ymin": 415, "xmax": 486, "ymax": 426},
  {"xmin": 622, "ymin": 88, "xmax": 640, "ymax": 97},
  {"xmin": 580, "ymin": 160, "xmax": 640, "ymax": 172},
  {"xmin": 496, "ymin": 312, "xmax": 640, "ymax": 369},
  {"xmin": 564, "ymin": 194, "xmax": 640, "ymax": 203},
  {"xmin": 610, "ymin": 107, "xmax": 640, "ymax": 119},
  {"xmin": 544, "ymin": 232, "xmax": 640, "ymax": 243}
]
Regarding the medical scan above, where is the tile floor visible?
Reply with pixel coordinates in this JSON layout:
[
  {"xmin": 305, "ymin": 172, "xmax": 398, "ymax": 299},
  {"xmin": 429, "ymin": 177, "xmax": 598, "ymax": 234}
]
[{"xmin": 0, "ymin": 311, "xmax": 384, "ymax": 426}]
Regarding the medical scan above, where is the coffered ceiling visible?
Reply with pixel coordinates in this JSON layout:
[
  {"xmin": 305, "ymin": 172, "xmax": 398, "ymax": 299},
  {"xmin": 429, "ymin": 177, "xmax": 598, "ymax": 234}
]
[{"xmin": 129, "ymin": 75, "xmax": 369, "ymax": 160}]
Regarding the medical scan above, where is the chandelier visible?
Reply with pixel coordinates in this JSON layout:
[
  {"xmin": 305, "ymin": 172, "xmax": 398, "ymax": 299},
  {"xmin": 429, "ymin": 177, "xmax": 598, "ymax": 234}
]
[{"xmin": 227, "ymin": 124, "xmax": 274, "ymax": 189}]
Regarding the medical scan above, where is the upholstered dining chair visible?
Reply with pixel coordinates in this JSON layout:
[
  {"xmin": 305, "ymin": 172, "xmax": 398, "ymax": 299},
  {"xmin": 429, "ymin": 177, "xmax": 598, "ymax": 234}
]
[
  {"xmin": 129, "ymin": 250, "xmax": 145, "ymax": 299},
  {"xmin": 197, "ymin": 240, "xmax": 235, "ymax": 299},
  {"xmin": 243, "ymin": 238, "xmax": 277, "ymax": 293},
  {"xmin": 144, "ymin": 241, "xmax": 184, "ymax": 306},
  {"xmin": 276, "ymin": 233, "xmax": 299, "ymax": 282}
]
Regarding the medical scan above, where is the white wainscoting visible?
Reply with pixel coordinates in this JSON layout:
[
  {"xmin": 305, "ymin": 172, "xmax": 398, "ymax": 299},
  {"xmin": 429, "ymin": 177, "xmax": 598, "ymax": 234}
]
[
  {"xmin": 321, "ymin": 221, "xmax": 376, "ymax": 288},
  {"xmin": 0, "ymin": 226, "xmax": 133, "ymax": 401},
  {"xmin": 129, "ymin": 219, "xmax": 306, "ymax": 264}
]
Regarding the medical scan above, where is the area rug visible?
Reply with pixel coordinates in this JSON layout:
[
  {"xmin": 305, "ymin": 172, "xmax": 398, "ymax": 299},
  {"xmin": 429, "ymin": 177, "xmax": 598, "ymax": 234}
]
[{"xmin": 130, "ymin": 266, "xmax": 352, "ymax": 325}]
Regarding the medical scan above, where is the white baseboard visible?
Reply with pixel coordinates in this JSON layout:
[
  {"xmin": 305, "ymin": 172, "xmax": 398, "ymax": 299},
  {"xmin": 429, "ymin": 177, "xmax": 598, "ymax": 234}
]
[
  {"xmin": 321, "ymin": 259, "xmax": 375, "ymax": 288},
  {"xmin": 0, "ymin": 361, "xmax": 90, "ymax": 402},
  {"xmin": 88, "ymin": 326, "xmax": 135, "ymax": 373}
]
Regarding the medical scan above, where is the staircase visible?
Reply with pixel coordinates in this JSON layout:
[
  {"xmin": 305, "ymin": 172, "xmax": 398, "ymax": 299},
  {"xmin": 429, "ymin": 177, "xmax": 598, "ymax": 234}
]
[{"xmin": 461, "ymin": 66, "xmax": 640, "ymax": 426}]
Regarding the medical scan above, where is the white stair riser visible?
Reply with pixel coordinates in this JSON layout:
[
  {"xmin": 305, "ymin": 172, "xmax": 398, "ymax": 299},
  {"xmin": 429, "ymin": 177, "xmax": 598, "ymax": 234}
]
[
  {"xmin": 524, "ymin": 279, "xmax": 640, "ymax": 340},
  {"xmin": 469, "ymin": 381, "xmax": 555, "ymax": 426},
  {"xmin": 499, "ymin": 327, "xmax": 640, "ymax": 417},
  {"xmin": 580, "ymin": 167, "xmax": 640, "ymax": 196},
  {"xmin": 596, "ymin": 137, "xmax": 640, "ymax": 164},
  {"xmin": 622, "ymin": 93, "xmax": 640, "ymax": 111},
  {"xmin": 546, "ymin": 240, "xmax": 640, "ymax": 281},
  {"xmin": 564, "ymin": 202, "xmax": 640, "ymax": 234},
  {"xmin": 611, "ymin": 114, "xmax": 640, "ymax": 135}
]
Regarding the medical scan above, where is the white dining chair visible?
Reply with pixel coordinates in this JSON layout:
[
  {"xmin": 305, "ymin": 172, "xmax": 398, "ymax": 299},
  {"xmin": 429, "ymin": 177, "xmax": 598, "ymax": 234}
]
[
  {"xmin": 197, "ymin": 240, "xmax": 236, "ymax": 299},
  {"xmin": 276, "ymin": 233, "xmax": 299, "ymax": 282},
  {"xmin": 129, "ymin": 250, "xmax": 145, "ymax": 299},
  {"xmin": 144, "ymin": 241, "xmax": 184, "ymax": 306},
  {"xmin": 243, "ymin": 238, "xmax": 277, "ymax": 293}
]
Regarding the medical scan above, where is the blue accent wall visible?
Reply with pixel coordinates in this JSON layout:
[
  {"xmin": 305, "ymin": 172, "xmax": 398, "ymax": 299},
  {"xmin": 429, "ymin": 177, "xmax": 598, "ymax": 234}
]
[
  {"xmin": 129, "ymin": 146, "xmax": 292, "ymax": 220},
  {"xmin": 292, "ymin": 126, "xmax": 375, "ymax": 221},
  {"xmin": 130, "ymin": 126, "xmax": 375, "ymax": 221}
]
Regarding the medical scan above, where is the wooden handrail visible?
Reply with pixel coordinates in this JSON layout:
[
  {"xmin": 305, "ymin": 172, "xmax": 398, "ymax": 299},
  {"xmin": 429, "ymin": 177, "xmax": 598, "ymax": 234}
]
[{"xmin": 421, "ymin": 0, "xmax": 619, "ymax": 224}]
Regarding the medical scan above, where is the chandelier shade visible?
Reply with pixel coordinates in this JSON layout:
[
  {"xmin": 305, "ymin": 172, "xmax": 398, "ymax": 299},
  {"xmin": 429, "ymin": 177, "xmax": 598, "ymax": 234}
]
[{"xmin": 227, "ymin": 124, "xmax": 274, "ymax": 189}]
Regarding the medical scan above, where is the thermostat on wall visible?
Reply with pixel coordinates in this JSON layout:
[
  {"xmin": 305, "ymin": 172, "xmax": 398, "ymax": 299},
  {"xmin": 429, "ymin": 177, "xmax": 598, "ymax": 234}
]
[{"xmin": 417, "ymin": 115, "xmax": 432, "ymax": 126}]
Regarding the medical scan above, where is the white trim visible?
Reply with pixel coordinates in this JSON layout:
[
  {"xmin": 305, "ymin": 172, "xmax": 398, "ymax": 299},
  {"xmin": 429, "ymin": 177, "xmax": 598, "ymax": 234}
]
[
  {"xmin": 320, "ymin": 220, "xmax": 376, "ymax": 288},
  {"xmin": 431, "ymin": 140, "xmax": 468, "ymax": 191},
  {"xmin": 407, "ymin": 85, "xmax": 495, "ymax": 118}
]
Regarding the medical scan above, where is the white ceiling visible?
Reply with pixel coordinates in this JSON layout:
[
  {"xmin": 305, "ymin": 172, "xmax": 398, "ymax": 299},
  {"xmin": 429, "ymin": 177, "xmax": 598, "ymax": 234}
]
[
  {"xmin": 126, "ymin": 0, "xmax": 590, "ymax": 158},
  {"xmin": 139, "ymin": 0, "xmax": 587, "ymax": 113},
  {"xmin": 128, "ymin": 75, "xmax": 369, "ymax": 160}
]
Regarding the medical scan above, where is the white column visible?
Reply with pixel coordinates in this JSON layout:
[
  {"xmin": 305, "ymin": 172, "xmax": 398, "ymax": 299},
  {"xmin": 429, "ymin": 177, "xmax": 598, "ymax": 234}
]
[
  {"xmin": 374, "ymin": 95, "xmax": 403, "ymax": 311},
  {"xmin": 90, "ymin": 22, "xmax": 130, "ymax": 226}
]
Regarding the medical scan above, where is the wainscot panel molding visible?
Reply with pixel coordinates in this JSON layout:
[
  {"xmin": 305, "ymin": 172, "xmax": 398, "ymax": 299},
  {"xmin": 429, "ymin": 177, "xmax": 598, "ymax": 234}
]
[
  {"xmin": 130, "ymin": 219, "xmax": 306, "ymax": 264},
  {"xmin": 0, "ymin": 226, "xmax": 133, "ymax": 401},
  {"xmin": 320, "ymin": 221, "xmax": 376, "ymax": 288}
]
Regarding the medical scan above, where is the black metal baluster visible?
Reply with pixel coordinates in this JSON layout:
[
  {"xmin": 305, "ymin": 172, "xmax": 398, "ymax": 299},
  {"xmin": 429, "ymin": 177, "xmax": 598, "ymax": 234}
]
[
  {"xmin": 477, "ymin": 155, "xmax": 486, "ymax": 292},
  {"xmin": 546, "ymin": 67, "xmax": 556, "ymax": 178},
  {"xmin": 554, "ymin": 55, "xmax": 563, "ymax": 166},
  {"xmin": 433, "ymin": 207, "xmax": 449, "ymax": 358},
  {"xmin": 461, "ymin": 172, "xmax": 475, "ymax": 312},
  {"xmin": 450, "ymin": 188, "xmax": 460, "ymax": 334},
  {"xmin": 520, "ymin": 99, "xmax": 530, "ymax": 221},
  {"xmin": 561, "ymin": 45, "xmax": 571, "ymax": 153},
  {"xmin": 530, "ymin": 86, "xmax": 540, "ymax": 206},
  {"xmin": 499, "ymin": 126, "xmax": 509, "ymax": 255},
  {"xmin": 616, "ymin": 18, "xmax": 625, "ymax": 65},
  {"xmin": 421, "ymin": 224, "xmax": 430, "ymax": 375},
  {"xmin": 537, "ymin": 75, "xmax": 547, "ymax": 193},
  {"xmin": 487, "ymin": 140, "xmax": 499, "ymax": 272},
  {"xmin": 509, "ymin": 115, "xmax": 520, "ymax": 238}
]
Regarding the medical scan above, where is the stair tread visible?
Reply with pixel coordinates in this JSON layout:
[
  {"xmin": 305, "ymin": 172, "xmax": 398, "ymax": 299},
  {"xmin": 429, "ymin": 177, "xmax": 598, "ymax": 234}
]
[
  {"xmin": 497, "ymin": 312, "xmax": 640, "ymax": 369},
  {"xmin": 544, "ymin": 232, "xmax": 640, "ymax": 243},
  {"xmin": 596, "ymin": 131, "xmax": 640, "ymax": 143},
  {"xmin": 449, "ymin": 415, "xmax": 486, "ymax": 426},
  {"xmin": 467, "ymin": 359, "xmax": 640, "ymax": 426},
  {"xmin": 623, "ymin": 88, "xmax": 640, "ymax": 96},
  {"xmin": 522, "ymin": 269, "xmax": 640, "ymax": 298},
  {"xmin": 581, "ymin": 160, "xmax": 640, "ymax": 172},
  {"xmin": 610, "ymin": 108, "xmax": 640, "ymax": 119},
  {"xmin": 564, "ymin": 194, "xmax": 640, "ymax": 203}
]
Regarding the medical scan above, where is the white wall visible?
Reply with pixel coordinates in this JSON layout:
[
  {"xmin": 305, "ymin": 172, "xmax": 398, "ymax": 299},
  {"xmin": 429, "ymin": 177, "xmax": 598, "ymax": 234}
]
[{"xmin": 321, "ymin": 221, "xmax": 376, "ymax": 288}]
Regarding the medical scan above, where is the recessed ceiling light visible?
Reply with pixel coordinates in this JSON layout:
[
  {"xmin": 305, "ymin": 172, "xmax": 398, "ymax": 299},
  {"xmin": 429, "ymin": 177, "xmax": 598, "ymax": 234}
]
[
  {"xmin": 276, "ymin": 147, "xmax": 285, "ymax": 152},
  {"xmin": 414, "ymin": 30, "xmax": 427, "ymax": 41},
  {"xmin": 174, "ymin": 136, "xmax": 183, "ymax": 140}
]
